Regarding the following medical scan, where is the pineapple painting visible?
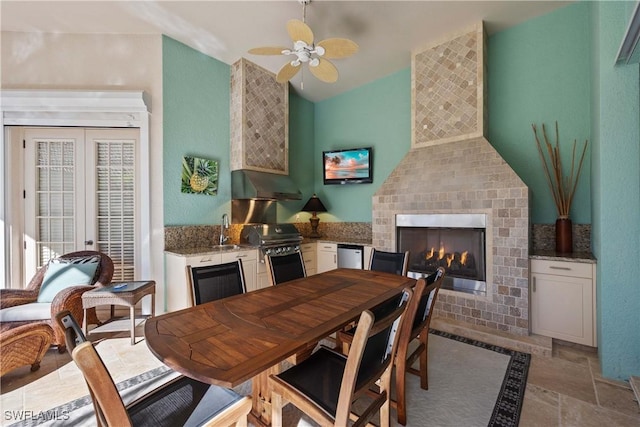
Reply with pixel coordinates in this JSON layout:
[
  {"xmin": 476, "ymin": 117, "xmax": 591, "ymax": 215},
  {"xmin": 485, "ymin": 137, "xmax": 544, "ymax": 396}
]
[{"xmin": 181, "ymin": 156, "xmax": 218, "ymax": 195}]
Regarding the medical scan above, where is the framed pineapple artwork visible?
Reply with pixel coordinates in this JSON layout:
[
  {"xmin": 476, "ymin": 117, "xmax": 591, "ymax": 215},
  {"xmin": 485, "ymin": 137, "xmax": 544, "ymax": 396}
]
[{"xmin": 181, "ymin": 156, "xmax": 218, "ymax": 195}]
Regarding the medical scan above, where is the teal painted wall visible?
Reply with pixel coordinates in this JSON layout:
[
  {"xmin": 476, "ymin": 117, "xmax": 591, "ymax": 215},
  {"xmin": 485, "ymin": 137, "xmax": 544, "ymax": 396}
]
[
  {"xmin": 313, "ymin": 68, "xmax": 411, "ymax": 222},
  {"xmin": 162, "ymin": 37, "xmax": 315, "ymax": 225},
  {"xmin": 488, "ymin": 2, "xmax": 592, "ymax": 224},
  {"xmin": 592, "ymin": 1, "xmax": 640, "ymax": 381},
  {"xmin": 163, "ymin": 36, "xmax": 231, "ymax": 225},
  {"xmin": 311, "ymin": 3, "xmax": 593, "ymax": 225},
  {"xmin": 280, "ymin": 92, "xmax": 316, "ymax": 222}
]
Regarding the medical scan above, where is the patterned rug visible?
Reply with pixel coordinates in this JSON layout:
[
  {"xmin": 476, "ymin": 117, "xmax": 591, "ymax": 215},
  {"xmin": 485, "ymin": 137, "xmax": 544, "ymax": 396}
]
[
  {"xmin": 12, "ymin": 331, "xmax": 530, "ymax": 427},
  {"xmin": 430, "ymin": 330, "xmax": 531, "ymax": 427}
]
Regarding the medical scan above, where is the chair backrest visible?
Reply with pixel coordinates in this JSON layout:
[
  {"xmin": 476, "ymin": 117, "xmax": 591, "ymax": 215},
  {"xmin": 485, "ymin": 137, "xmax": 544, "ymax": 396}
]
[
  {"xmin": 368, "ymin": 248, "xmax": 409, "ymax": 276},
  {"xmin": 55, "ymin": 310, "xmax": 127, "ymax": 427},
  {"xmin": 187, "ymin": 260, "xmax": 246, "ymax": 306},
  {"xmin": 394, "ymin": 267, "xmax": 445, "ymax": 360},
  {"xmin": 264, "ymin": 252, "xmax": 306, "ymax": 286},
  {"xmin": 335, "ymin": 287, "xmax": 412, "ymax": 425},
  {"xmin": 411, "ymin": 267, "xmax": 445, "ymax": 333},
  {"xmin": 28, "ymin": 250, "xmax": 114, "ymax": 292}
]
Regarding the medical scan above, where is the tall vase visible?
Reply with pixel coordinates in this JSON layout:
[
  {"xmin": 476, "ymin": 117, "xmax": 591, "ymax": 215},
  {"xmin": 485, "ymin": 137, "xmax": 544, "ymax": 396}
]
[{"xmin": 555, "ymin": 217, "xmax": 573, "ymax": 253}]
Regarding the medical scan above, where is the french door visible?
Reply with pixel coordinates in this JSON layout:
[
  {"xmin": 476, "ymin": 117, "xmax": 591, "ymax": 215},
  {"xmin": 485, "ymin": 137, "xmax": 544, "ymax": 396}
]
[{"xmin": 22, "ymin": 127, "xmax": 138, "ymax": 282}]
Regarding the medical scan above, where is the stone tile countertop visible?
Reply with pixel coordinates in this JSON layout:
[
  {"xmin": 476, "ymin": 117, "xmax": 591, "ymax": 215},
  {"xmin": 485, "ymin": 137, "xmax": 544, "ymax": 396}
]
[{"xmin": 530, "ymin": 250, "xmax": 597, "ymax": 263}]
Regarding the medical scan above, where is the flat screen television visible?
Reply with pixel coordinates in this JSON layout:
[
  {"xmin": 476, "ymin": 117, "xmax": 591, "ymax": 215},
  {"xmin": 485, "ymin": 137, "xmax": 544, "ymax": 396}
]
[{"xmin": 323, "ymin": 147, "xmax": 373, "ymax": 185}]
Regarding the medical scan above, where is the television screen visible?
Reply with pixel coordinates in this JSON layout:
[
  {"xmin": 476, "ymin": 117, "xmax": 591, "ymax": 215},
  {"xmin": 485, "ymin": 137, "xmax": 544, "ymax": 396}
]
[{"xmin": 323, "ymin": 147, "xmax": 373, "ymax": 185}]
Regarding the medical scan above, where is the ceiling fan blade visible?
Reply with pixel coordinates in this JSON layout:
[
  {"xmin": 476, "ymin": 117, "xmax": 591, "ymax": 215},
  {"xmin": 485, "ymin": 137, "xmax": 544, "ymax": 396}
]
[
  {"xmin": 248, "ymin": 46, "xmax": 289, "ymax": 55},
  {"xmin": 276, "ymin": 62, "xmax": 301, "ymax": 83},
  {"xmin": 287, "ymin": 19, "xmax": 314, "ymax": 44},
  {"xmin": 309, "ymin": 58, "xmax": 338, "ymax": 83},
  {"xmin": 317, "ymin": 38, "xmax": 359, "ymax": 59}
]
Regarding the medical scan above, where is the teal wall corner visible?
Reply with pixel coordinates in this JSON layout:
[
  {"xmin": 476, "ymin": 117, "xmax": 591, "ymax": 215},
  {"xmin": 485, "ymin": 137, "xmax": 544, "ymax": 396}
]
[
  {"xmin": 163, "ymin": 35, "xmax": 231, "ymax": 225},
  {"xmin": 488, "ymin": 1, "xmax": 592, "ymax": 225},
  {"xmin": 279, "ymin": 91, "xmax": 316, "ymax": 222},
  {"xmin": 313, "ymin": 68, "xmax": 412, "ymax": 222},
  {"xmin": 592, "ymin": 1, "xmax": 640, "ymax": 381}
]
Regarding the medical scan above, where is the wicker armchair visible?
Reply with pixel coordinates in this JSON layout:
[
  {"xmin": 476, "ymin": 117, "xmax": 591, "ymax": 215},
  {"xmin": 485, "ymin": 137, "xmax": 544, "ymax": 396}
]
[{"xmin": 0, "ymin": 251, "xmax": 114, "ymax": 353}]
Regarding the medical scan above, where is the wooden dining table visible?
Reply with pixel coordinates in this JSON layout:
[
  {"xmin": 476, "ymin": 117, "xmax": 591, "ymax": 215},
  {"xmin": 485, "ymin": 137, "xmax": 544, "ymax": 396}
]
[{"xmin": 144, "ymin": 268, "xmax": 415, "ymax": 426}]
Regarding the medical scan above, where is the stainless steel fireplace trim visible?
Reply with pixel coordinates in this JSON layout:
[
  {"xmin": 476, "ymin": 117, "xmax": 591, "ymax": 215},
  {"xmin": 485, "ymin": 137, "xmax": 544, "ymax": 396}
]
[
  {"xmin": 397, "ymin": 213, "xmax": 488, "ymax": 296},
  {"xmin": 407, "ymin": 271, "xmax": 487, "ymax": 296},
  {"xmin": 396, "ymin": 213, "xmax": 486, "ymax": 228}
]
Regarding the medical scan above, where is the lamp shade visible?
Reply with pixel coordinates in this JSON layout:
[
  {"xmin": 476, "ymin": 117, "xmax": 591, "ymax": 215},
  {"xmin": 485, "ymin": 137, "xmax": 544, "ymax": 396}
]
[{"xmin": 301, "ymin": 194, "xmax": 327, "ymax": 213}]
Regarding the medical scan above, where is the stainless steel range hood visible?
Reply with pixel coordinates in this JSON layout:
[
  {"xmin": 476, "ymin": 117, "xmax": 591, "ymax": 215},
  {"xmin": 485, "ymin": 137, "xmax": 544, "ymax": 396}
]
[{"xmin": 231, "ymin": 170, "xmax": 302, "ymax": 201}]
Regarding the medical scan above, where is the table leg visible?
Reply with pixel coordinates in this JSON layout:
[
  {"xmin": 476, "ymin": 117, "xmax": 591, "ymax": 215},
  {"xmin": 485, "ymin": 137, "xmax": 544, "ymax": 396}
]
[
  {"xmin": 130, "ymin": 305, "xmax": 136, "ymax": 345},
  {"xmin": 250, "ymin": 363, "xmax": 281, "ymax": 426}
]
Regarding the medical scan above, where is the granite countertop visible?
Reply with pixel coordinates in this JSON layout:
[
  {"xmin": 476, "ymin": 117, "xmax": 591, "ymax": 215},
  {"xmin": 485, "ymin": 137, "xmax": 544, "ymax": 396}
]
[
  {"xmin": 530, "ymin": 250, "xmax": 597, "ymax": 263},
  {"xmin": 304, "ymin": 237, "xmax": 373, "ymax": 246},
  {"xmin": 165, "ymin": 244, "xmax": 256, "ymax": 257}
]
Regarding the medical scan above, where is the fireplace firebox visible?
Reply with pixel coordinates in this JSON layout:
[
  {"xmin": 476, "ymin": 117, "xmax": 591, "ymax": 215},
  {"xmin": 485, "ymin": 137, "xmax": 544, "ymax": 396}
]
[{"xmin": 396, "ymin": 214, "xmax": 487, "ymax": 295}]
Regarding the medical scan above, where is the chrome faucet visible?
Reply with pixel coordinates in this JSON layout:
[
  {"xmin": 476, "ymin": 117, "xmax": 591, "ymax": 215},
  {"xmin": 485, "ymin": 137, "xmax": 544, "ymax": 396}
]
[{"xmin": 219, "ymin": 213, "xmax": 230, "ymax": 245}]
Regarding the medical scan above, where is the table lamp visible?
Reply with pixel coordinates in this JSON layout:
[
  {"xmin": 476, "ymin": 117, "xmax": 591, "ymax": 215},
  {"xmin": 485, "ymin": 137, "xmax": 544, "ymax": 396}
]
[{"xmin": 301, "ymin": 194, "xmax": 327, "ymax": 238}]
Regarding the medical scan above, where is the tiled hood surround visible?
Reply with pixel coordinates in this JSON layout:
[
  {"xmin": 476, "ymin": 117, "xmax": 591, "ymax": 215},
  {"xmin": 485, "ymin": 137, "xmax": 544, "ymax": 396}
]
[{"xmin": 373, "ymin": 23, "xmax": 530, "ymax": 336}]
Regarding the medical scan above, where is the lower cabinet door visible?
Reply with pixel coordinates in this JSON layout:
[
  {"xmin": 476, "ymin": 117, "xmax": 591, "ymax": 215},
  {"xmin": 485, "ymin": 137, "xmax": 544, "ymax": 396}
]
[{"xmin": 531, "ymin": 272, "xmax": 594, "ymax": 346}]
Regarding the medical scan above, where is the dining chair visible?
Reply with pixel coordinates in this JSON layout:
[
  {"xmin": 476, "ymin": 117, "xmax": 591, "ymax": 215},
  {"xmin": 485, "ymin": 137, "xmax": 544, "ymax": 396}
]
[
  {"xmin": 334, "ymin": 267, "xmax": 445, "ymax": 425},
  {"xmin": 54, "ymin": 310, "xmax": 251, "ymax": 427},
  {"xmin": 264, "ymin": 252, "xmax": 306, "ymax": 286},
  {"xmin": 334, "ymin": 248, "xmax": 410, "ymax": 352},
  {"xmin": 187, "ymin": 260, "xmax": 246, "ymax": 306},
  {"xmin": 369, "ymin": 248, "xmax": 410, "ymax": 276},
  {"xmin": 269, "ymin": 288, "xmax": 412, "ymax": 427},
  {"xmin": 394, "ymin": 266, "xmax": 445, "ymax": 425}
]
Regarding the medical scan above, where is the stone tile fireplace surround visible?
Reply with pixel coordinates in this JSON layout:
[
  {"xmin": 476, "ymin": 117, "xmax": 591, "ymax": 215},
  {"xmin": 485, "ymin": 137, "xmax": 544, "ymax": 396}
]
[{"xmin": 373, "ymin": 23, "xmax": 530, "ymax": 337}]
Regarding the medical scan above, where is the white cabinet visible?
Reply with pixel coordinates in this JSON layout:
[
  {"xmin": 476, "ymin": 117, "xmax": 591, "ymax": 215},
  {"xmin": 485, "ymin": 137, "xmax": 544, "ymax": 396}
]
[
  {"xmin": 317, "ymin": 242, "xmax": 337, "ymax": 273},
  {"xmin": 363, "ymin": 245, "xmax": 373, "ymax": 269},
  {"xmin": 165, "ymin": 248, "xmax": 259, "ymax": 312},
  {"xmin": 221, "ymin": 249, "xmax": 258, "ymax": 293},
  {"xmin": 300, "ymin": 242, "xmax": 317, "ymax": 276},
  {"xmin": 531, "ymin": 259, "xmax": 597, "ymax": 346}
]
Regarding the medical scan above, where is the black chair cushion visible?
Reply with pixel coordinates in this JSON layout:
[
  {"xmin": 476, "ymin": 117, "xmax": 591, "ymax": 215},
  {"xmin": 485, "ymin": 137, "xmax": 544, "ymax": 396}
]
[
  {"xmin": 128, "ymin": 376, "xmax": 244, "ymax": 427},
  {"xmin": 270, "ymin": 253, "xmax": 305, "ymax": 285},
  {"xmin": 370, "ymin": 251, "xmax": 405, "ymax": 275},
  {"xmin": 276, "ymin": 347, "xmax": 347, "ymax": 417}
]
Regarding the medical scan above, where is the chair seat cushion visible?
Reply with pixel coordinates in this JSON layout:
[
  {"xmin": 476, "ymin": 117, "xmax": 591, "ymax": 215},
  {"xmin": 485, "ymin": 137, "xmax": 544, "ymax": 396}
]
[
  {"xmin": 0, "ymin": 303, "xmax": 51, "ymax": 322},
  {"xmin": 275, "ymin": 347, "xmax": 347, "ymax": 418},
  {"xmin": 37, "ymin": 260, "xmax": 99, "ymax": 303},
  {"xmin": 128, "ymin": 375, "xmax": 245, "ymax": 427}
]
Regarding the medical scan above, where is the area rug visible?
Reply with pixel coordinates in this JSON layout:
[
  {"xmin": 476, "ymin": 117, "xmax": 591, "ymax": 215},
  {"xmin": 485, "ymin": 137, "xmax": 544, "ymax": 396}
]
[{"xmin": 11, "ymin": 331, "xmax": 529, "ymax": 427}]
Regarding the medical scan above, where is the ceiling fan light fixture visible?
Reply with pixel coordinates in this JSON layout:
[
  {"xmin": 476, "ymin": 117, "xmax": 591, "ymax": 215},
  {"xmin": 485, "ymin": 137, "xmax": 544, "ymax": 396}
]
[{"xmin": 248, "ymin": 0, "xmax": 358, "ymax": 87}]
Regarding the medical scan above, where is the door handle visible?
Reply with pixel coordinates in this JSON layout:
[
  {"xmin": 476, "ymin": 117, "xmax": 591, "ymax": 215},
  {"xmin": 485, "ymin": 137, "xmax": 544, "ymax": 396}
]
[
  {"xmin": 532, "ymin": 277, "xmax": 536, "ymax": 292},
  {"xmin": 84, "ymin": 240, "xmax": 94, "ymax": 246}
]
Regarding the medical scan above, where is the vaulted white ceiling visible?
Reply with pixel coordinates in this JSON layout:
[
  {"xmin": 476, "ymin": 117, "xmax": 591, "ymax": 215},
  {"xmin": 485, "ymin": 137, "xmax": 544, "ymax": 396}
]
[{"xmin": 1, "ymin": 0, "xmax": 572, "ymax": 102}]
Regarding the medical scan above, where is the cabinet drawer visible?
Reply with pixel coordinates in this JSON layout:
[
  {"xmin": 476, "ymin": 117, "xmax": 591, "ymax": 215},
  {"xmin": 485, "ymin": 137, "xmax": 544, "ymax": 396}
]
[
  {"xmin": 300, "ymin": 243, "xmax": 316, "ymax": 253},
  {"xmin": 221, "ymin": 249, "xmax": 257, "ymax": 263},
  {"xmin": 317, "ymin": 242, "xmax": 337, "ymax": 251},
  {"xmin": 531, "ymin": 259, "xmax": 593, "ymax": 279},
  {"xmin": 184, "ymin": 254, "xmax": 221, "ymax": 266}
]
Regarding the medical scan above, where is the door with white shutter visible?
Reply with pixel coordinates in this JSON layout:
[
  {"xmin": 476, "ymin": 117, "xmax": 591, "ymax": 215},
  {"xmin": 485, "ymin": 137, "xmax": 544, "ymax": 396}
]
[{"xmin": 23, "ymin": 127, "xmax": 139, "ymax": 281}]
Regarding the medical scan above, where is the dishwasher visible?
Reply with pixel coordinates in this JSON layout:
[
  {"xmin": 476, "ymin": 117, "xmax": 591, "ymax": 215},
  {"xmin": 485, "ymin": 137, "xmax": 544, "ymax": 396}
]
[{"xmin": 337, "ymin": 244, "xmax": 364, "ymax": 269}]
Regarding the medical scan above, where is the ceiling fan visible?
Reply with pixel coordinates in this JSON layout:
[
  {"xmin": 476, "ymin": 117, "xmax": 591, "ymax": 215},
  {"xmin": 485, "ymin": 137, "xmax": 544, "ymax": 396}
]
[{"xmin": 248, "ymin": 0, "xmax": 358, "ymax": 86}]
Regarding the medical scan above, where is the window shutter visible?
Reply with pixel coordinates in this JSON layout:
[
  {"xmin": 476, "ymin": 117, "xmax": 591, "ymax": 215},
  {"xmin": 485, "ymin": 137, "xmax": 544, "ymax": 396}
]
[{"xmin": 95, "ymin": 139, "xmax": 136, "ymax": 281}]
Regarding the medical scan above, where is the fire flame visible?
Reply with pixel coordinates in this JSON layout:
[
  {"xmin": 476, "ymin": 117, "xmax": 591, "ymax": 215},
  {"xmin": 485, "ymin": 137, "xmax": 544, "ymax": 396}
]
[
  {"xmin": 446, "ymin": 253, "xmax": 454, "ymax": 267},
  {"xmin": 438, "ymin": 243, "xmax": 445, "ymax": 260},
  {"xmin": 461, "ymin": 251, "xmax": 468, "ymax": 265}
]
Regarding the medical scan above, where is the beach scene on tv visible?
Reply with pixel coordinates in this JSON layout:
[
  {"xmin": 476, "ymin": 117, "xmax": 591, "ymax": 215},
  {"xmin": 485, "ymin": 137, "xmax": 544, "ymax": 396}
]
[{"xmin": 324, "ymin": 148, "xmax": 371, "ymax": 180}]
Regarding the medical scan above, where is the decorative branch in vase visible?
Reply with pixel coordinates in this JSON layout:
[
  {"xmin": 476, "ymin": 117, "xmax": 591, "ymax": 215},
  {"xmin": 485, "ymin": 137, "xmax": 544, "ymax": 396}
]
[{"xmin": 532, "ymin": 122, "xmax": 588, "ymax": 253}]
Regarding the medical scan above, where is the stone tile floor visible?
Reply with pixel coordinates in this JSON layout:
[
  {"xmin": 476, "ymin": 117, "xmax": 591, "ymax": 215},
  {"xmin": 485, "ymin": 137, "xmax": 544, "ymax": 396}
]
[{"xmin": 1, "ymin": 322, "xmax": 639, "ymax": 426}]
